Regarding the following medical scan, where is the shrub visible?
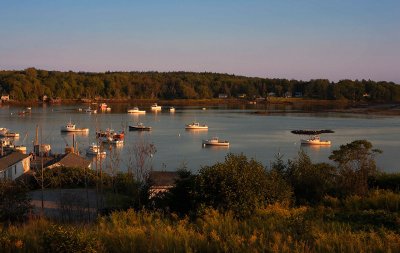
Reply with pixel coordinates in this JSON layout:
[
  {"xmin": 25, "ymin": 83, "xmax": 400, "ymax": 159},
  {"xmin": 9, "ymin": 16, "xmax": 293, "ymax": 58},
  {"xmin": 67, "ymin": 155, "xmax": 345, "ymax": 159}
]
[
  {"xmin": 196, "ymin": 153, "xmax": 270, "ymax": 218},
  {"xmin": 0, "ymin": 180, "xmax": 32, "ymax": 223},
  {"xmin": 41, "ymin": 225, "xmax": 99, "ymax": 253},
  {"xmin": 329, "ymin": 140, "xmax": 381, "ymax": 197},
  {"xmin": 285, "ymin": 151, "xmax": 337, "ymax": 204}
]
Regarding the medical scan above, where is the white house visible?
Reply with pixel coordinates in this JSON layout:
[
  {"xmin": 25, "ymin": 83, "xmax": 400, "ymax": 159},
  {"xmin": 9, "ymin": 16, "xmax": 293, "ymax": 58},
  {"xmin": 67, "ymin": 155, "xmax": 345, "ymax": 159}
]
[{"xmin": 0, "ymin": 152, "xmax": 31, "ymax": 181}]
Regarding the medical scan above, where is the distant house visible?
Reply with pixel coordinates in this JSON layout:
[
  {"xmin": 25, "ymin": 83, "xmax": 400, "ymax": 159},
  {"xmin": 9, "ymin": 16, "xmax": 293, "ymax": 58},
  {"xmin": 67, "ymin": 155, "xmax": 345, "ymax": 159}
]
[
  {"xmin": 45, "ymin": 152, "xmax": 91, "ymax": 169},
  {"xmin": 363, "ymin": 93, "xmax": 370, "ymax": 98},
  {"xmin": 1, "ymin": 95, "xmax": 10, "ymax": 101},
  {"xmin": 42, "ymin": 95, "xmax": 48, "ymax": 102},
  {"xmin": 148, "ymin": 171, "xmax": 179, "ymax": 198},
  {"xmin": 0, "ymin": 152, "xmax": 31, "ymax": 181},
  {"xmin": 267, "ymin": 92, "xmax": 276, "ymax": 97},
  {"xmin": 218, "ymin": 93, "xmax": 228, "ymax": 99}
]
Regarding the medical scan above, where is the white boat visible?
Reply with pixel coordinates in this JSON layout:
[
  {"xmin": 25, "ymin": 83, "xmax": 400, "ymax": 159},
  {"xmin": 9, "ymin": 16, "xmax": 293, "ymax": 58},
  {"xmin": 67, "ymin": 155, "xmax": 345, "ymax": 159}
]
[
  {"xmin": 127, "ymin": 107, "xmax": 146, "ymax": 114},
  {"xmin": 185, "ymin": 122, "xmax": 208, "ymax": 130},
  {"xmin": 0, "ymin": 138, "xmax": 25, "ymax": 153},
  {"xmin": 101, "ymin": 136, "xmax": 123, "ymax": 145},
  {"xmin": 86, "ymin": 143, "xmax": 106, "ymax": 156},
  {"xmin": 14, "ymin": 145, "xmax": 27, "ymax": 154},
  {"xmin": 301, "ymin": 135, "xmax": 331, "ymax": 145},
  {"xmin": 0, "ymin": 138, "xmax": 13, "ymax": 149},
  {"xmin": 150, "ymin": 103, "xmax": 162, "ymax": 111},
  {"xmin": 3, "ymin": 132, "xmax": 19, "ymax": 138},
  {"xmin": 169, "ymin": 107, "xmax": 176, "ymax": 112},
  {"xmin": 202, "ymin": 137, "xmax": 229, "ymax": 147},
  {"xmin": 61, "ymin": 121, "xmax": 89, "ymax": 133},
  {"xmin": 85, "ymin": 108, "xmax": 97, "ymax": 114},
  {"xmin": 0, "ymin": 128, "xmax": 8, "ymax": 136}
]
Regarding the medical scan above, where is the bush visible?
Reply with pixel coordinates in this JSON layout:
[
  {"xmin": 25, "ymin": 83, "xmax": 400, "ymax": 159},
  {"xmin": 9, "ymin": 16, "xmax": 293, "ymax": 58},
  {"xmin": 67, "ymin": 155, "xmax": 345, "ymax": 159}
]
[
  {"xmin": 165, "ymin": 169, "xmax": 197, "ymax": 216},
  {"xmin": 41, "ymin": 224, "xmax": 99, "ymax": 253},
  {"xmin": 370, "ymin": 172, "xmax": 400, "ymax": 192},
  {"xmin": 196, "ymin": 153, "xmax": 271, "ymax": 218},
  {"xmin": 0, "ymin": 180, "xmax": 32, "ymax": 223},
  {"xmin": 329, "ymin": 140, "xmax": 381, "ymax": 197},
  {"xmin": 285, "ymin": 151, "xmax": 337, "ymax": 204}
]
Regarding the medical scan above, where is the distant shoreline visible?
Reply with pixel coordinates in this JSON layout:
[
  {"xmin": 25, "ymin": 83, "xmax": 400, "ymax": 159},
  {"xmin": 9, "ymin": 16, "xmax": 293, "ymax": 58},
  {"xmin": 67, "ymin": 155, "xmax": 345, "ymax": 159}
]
[{"xmin": 2, "ymin": 98, "xmax": 399, "ymax": 116}]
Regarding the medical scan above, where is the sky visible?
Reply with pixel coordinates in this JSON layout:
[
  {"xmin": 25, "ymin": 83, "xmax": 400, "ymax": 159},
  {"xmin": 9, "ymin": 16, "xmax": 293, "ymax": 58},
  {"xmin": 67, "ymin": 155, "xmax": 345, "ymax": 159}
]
[{"xmin": 0, "ymin": 0, "xmax": 399, "ymax": 82}]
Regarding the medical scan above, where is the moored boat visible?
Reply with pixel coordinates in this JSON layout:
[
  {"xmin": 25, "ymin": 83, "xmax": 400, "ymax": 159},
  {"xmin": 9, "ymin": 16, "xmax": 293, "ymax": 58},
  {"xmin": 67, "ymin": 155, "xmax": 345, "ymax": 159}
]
[
  {"xmin": 85, "ymin": 107, "xmax": 97, "ymax": 114},
  {"xmin": 114, "ymin": 131, "xmax": 125, "ymax": 140},
  {"xmin": 61, "ymin": 121, "xmax": 89, "ymax": 133},
  {"xmin": 86, "ymin": 143, "xmax": 106, "ymax": 156},
  {"xmin": 185, "ymin": 122, "xmax": 208, "ymax": 130},
  {"xmin": 301, "ymin": 135, "xmax": 331, "ymax": 145},
  {"xmin": 169, "ymin": 107, "xmax": 176, "ymax": 112},
  {"xmin": 202, "ymin": 137, "xmax": 229, "ymax": 147},
  {"xmin": 99, "ymin": 103, "xmax": 107, "ymax": 110},
  {"xmin": 3, "ymin": 132, "xmax": 19, "ymax": 138},
  {"xmin": 127, "ymin": 107, "xmax": 146, "ymax": 114},
  {"xmin": 150, "ymin": 103, "xmax": 162, "ymax": 111},
  {"xmin": 0, "ymin": 128, "xmax": 8, "ymax": 136},
  {"xmin": 96, "ymin": 128, "xmax": 124, "ymax": 144},
  {"xmin": 129, "ymin": 123, "xmax": 152, "ymax": 131}
]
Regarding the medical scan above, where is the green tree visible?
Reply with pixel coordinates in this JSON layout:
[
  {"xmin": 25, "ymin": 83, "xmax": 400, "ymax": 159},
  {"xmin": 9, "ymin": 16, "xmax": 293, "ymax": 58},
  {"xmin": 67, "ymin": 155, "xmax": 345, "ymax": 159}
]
[
  {"xmin": 165, "ymin": 169, "xmax": 197, "ymax": 216},
  {"xmin": 329, "ymin": 140, "xmax": 382, "ymax": 197},
  {"xmin": 285, "ymin": 151, "xmax": 337, "ymax": 204},
  {"xmin": 196, "ymin": 153, "xmax": 269, "ymax": 218}
]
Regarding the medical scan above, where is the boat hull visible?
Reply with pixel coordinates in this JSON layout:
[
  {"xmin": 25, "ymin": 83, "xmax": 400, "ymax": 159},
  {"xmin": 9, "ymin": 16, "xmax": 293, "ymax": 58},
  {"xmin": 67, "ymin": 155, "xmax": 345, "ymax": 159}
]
[
  {"xmin": 301, "ymin": 139, "xmax": 331, "ymax": 145},
  {"xmin": 86, "ymin": 150, "xmax": 106, "ymax": 156},
  {"xmin": 202, "ymin": 140, "xmax": 229, "ymax": 146},
  {"xmin": 61, "ymin": 128, "xmax": 89, "ymax": 133},
  {"xmin": 129, "ymin": 126, "xmax": 152, "ymax": 131},
  {"xmin": 127, "ymin": 109, "xmax": 146, "ymax": 114}
]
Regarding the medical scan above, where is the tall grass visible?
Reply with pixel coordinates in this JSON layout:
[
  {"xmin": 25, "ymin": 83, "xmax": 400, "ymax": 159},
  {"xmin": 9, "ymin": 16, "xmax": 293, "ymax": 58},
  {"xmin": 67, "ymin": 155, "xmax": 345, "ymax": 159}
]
[{"xmin": 2, "ymin": 203, "xmax": 400, "ymax": 252}]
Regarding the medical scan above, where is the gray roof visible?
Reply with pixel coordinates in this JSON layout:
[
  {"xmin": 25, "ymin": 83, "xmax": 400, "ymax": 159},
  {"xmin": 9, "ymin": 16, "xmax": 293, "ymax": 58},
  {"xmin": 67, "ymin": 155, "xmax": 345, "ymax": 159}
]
[
  {"xmin": 46, "ymin": 153, "xmax": 91, "ymax": 169},
  {"xmin": 149, "ymin": 171, "xmax": 179, "ymax": 187},
  {"xmin": 0, "ymin": 152, "xmax": 30, "ymax": 171}
]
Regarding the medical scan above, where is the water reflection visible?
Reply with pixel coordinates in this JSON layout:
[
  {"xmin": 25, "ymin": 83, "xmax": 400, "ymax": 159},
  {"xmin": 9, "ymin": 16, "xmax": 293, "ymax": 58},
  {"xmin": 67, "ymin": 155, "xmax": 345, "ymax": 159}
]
[
  {"xmin": 185, "ymin": 129, "xmax": 209, "ymax": 134},
  {"xmin": 0, "ymin": 104, "xmax": 399, "ymax": 172},
  {"xmin": 202, "ymin": 145, "xmax": 230, "ymax": 150},
  {"xmin": 61, "ymin": 131, "xmax": 89, "ymax": 137}
]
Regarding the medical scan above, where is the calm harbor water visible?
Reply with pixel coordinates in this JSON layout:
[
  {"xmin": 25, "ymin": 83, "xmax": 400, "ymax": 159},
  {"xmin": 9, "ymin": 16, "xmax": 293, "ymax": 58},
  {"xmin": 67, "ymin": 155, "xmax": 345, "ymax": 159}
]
[{"xmin": 0, "ymin": 104, "xmax": 399, "ymax": 173}]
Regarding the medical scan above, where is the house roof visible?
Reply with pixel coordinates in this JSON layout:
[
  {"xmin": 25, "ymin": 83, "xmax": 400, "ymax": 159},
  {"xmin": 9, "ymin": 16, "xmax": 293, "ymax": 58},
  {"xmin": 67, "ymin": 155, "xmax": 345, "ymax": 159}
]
[
  {"xmin": 149, "ymin": 171, "xmax": 179, "ymax": 187},
  {"xmin": 46, "ymin": 152, "xmax": 91, "ymax": 169},
  {"xmin": 0, "ymin": 152, "xmax": 30, "ymax": 171}
]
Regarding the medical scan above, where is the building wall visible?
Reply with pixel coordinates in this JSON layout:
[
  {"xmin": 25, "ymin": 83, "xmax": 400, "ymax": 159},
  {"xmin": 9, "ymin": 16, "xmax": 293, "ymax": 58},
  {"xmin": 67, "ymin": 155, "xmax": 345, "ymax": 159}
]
[{"xmin": 0, "ymin": 157, "xmax": 31, "ymax": 181}]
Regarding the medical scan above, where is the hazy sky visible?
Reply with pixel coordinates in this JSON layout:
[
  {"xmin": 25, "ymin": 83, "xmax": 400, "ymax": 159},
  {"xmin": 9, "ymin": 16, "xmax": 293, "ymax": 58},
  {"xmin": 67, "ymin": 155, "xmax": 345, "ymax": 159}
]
[{"xmin": 0, "ymin": 0, "xmax": 399, "ymax": 82}]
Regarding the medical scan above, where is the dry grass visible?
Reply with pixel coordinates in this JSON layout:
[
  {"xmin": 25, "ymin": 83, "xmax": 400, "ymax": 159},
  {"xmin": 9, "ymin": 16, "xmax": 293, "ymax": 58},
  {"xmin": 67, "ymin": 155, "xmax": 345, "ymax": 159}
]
[{"xmin": 2, "ymin": 202, "xmax": 400, "ymax": 252}]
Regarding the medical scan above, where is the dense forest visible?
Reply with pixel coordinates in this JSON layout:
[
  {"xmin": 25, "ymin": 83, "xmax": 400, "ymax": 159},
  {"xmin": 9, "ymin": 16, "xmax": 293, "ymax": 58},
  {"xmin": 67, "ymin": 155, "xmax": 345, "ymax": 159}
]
[{"xmin": 0, "ymin": 68, "xmax": 400, "ymax": 101}]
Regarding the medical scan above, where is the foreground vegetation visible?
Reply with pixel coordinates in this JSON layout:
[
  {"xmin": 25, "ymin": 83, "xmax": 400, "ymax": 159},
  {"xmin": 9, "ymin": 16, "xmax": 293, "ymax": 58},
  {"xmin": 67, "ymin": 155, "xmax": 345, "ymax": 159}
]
[
  {"xmin": 1, "ymin": 68, "xmax": 400, "ymax": 102},
  {"xmin": 1, "ymin": 140, "xmax": 400, "ymax": 252},
  {"xmin": 1, "ymin": 201, "xmax": 400, "ymax": 253}
]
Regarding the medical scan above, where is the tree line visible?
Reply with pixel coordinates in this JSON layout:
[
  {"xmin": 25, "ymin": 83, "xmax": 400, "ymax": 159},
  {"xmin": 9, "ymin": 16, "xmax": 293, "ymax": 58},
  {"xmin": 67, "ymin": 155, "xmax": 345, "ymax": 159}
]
[{"xmin": 0, "ymin": 68, "xmax": 399, "ymax": 101}]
